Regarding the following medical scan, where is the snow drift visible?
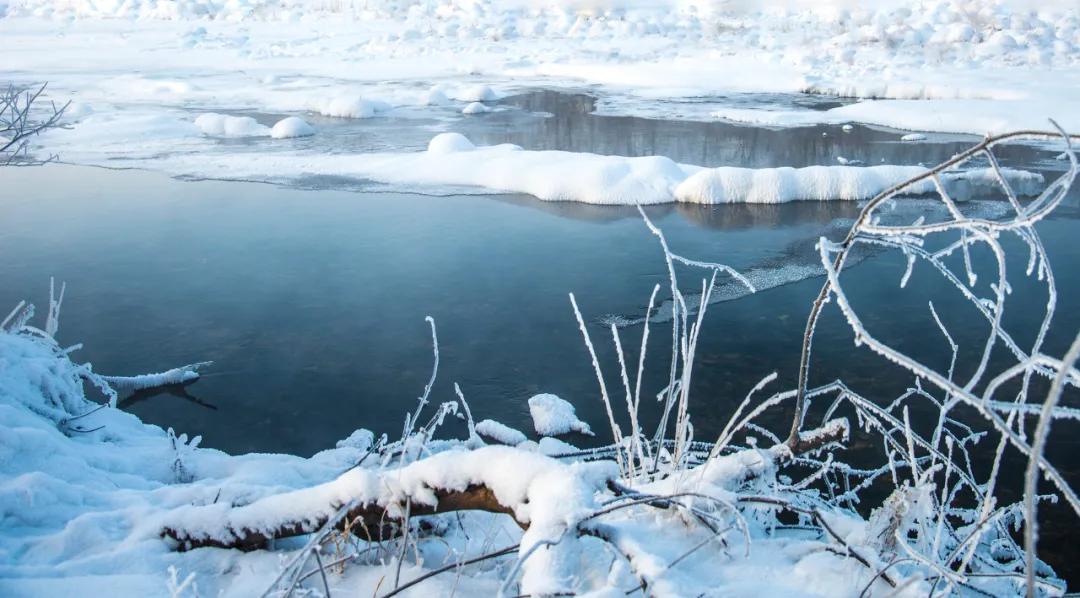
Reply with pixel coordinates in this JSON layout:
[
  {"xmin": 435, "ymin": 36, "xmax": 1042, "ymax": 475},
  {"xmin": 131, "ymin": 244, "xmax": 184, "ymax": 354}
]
[{"xmin": 295, "ymin": 133, "xmax": 1044, "ymax": 205}]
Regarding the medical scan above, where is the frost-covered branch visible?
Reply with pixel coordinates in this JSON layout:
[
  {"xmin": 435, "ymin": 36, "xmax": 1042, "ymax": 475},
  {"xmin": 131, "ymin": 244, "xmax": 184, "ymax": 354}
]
[
  {"xmin": 781, "ymin": 124, "xmax": 1080, "ymax": 596},
  {"xmin": 0, "ymin": 82, "xmax": 68, "ymax": 165}
]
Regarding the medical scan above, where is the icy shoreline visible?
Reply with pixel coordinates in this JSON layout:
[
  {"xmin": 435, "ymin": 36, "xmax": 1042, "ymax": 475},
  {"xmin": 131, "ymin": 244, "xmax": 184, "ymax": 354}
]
[
  {"xmin": 2, "ymin": 0, "xmax": 1080, "ymax": 139},
  {"xmin": 41, "ymin": 125, "xmax": 1046, "ymax": 205}
]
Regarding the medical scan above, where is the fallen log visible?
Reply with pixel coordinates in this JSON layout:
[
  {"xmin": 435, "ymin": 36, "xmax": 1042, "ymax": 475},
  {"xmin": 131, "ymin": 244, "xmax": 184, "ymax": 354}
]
[
  {"xmin": 162, "ymin": 422, "xmax": 848, "ymax": 552},
  {"xmin": 162, "ymin": 446, "xmax": 615, "ymax": 552}
]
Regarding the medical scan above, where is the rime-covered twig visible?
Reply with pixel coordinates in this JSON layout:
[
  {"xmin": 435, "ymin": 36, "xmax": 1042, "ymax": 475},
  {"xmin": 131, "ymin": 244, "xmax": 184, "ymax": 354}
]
[
  {"xmin": 1, "ymin": 82, "xmax": 69, "ymax": 165},
  {"xmin": 788, "ymin": 127, "xmax": 1080, "ymax": 448}
]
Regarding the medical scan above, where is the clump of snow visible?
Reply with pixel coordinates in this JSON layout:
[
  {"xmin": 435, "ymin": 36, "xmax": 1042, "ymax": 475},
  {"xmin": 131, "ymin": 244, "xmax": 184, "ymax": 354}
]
[
  {"xmin": 901, "ymin": 133, "xmax": 928, "ymax": 141},
  {"xmin": 315, "ymin": 96, "xmax": 391, "ymax": 119},
  {"xmin": 528, "ymin": 393, "xmax": 593, "ymax": 436},
  {"xmin": 462, "ymin": 101, "xmax": 491, "ymax": 114},
  {"xmin": 427, "ymin": 131, "xmax": 475, "ymax": 154},
  {"xmin": 194, "ymin": 113, "xmax": 269, "ymax": 137},
  {"xmin": 270, "ymin": 116, "xmax": 314, "ymax": 139},
  {"xmin": 475, "ymin": 419, "xmax": 528, "ymax": 446}
]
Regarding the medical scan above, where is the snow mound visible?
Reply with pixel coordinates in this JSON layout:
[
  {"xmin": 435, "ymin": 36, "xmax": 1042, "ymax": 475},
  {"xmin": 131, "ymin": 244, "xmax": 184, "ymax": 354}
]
[
  {"xmin": 528, "ymin": 393, "xmax": 593, "ymax": 437},
  {"xmin": 270, "ymin": 116, "xmax": 314, "ymax": 139},
  {"xmin": 315, "ymin": 96, "xmax": 391, "ymax": 119},
  {"xmin": 462, "ymin": 101, "xmax": 491, "ymax": 115},
  {"xmin": 427, "ymin": 132, "xmax": 475, "ymax": 154},
  {"xmin": 475, "ymin": 419, "xmax": 528, "ymax": 446},
  {"xmin": 194, "ymin": 113, "xmax": 269, "ymax": 137},
  {"xmin": 901, "ymin": 133, "xmax": 928, "ymax": 142}
]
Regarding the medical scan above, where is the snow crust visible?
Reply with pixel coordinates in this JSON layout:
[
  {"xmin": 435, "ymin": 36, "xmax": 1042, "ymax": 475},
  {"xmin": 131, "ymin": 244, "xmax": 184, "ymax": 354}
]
[
  {"xmin": 528, "ymin": 393, "xmax": 594, "ymax": 436},
  {"xmin": 176, "ymin": 134, "xmax": 1038, "ymax": 205}
]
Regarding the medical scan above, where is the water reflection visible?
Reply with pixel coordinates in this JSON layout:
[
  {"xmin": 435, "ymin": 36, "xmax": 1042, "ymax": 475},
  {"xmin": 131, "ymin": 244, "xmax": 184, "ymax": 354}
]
[
  {"xmin": 454, "ymin": 89, "xmax": 1048, "ymax": 171},
  {"xmin": 674, "ymin": 201, "xmax": 859, "ymax": 230}
]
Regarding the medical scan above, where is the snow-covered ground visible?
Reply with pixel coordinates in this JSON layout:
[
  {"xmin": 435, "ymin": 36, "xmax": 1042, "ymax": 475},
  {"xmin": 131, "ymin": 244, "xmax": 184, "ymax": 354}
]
[{"xmin": 2, "ymin": 0, "xmax": 1079, "ymax": 203}]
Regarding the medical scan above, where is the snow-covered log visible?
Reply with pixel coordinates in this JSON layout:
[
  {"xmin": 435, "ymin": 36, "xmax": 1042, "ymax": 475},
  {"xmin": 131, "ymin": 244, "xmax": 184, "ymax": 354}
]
[
  {"xmin": 161, "ymin": 446, "xmax": 617, "ymax": 551},
  {"xmin": 99, "ymin": 361, "xmax": 212, "ymax": 392},
  {"xmin": 160, "ymin": 417, "xmax": 850, "ymax": 553}
]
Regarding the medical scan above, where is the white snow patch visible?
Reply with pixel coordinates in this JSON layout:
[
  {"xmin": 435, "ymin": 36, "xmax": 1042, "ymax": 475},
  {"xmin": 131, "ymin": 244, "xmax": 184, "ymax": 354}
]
[
  {"xmin": 901, "ymin": 133, "xmax": 928, "ymax": 142},
  {"xmin": 528, "ymin": 393, "xmax": 593, "ymax": 437}
]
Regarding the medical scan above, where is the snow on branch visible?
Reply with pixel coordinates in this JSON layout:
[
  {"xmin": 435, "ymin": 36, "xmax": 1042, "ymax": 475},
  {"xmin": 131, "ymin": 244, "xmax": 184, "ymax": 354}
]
[{"xmin": 99, "ymin": 361, "xmax": 212, "ymax": 392}]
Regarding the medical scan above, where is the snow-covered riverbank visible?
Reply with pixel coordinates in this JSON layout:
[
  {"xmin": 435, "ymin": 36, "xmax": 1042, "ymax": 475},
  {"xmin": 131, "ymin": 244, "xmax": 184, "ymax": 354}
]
[{"xmin": 3, "ymin": 0, "xmax": 1080, "ymax": 141}]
